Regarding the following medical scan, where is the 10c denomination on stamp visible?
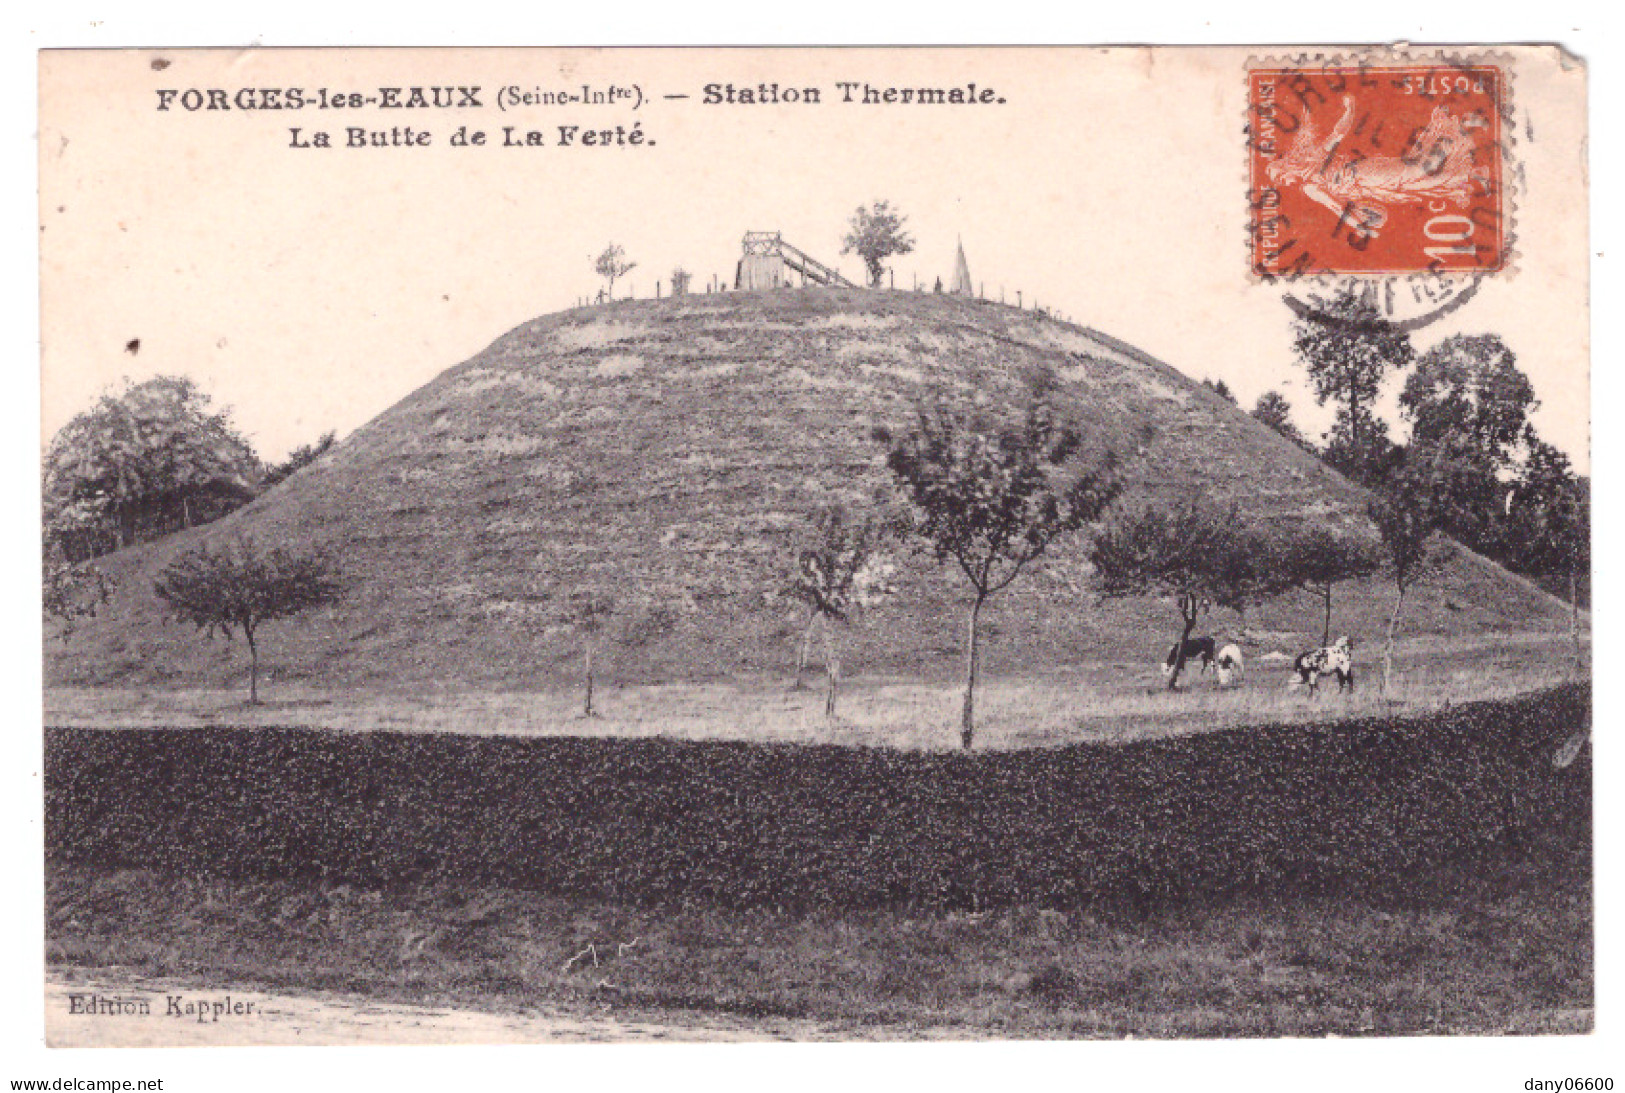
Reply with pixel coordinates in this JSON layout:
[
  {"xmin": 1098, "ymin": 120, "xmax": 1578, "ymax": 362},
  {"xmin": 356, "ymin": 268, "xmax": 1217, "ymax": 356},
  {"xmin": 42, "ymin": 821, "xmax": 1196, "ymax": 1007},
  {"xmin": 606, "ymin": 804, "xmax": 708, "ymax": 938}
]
[{"xmin": 1249, "ymin": 63, "xmax": 1509, "ymax": 277}]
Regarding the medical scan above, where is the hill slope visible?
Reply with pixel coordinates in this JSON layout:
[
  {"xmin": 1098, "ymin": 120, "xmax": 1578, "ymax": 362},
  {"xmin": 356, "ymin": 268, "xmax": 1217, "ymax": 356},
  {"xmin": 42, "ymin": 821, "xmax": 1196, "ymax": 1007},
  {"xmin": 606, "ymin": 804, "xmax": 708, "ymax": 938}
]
[{"xmin": 47, "ymin": 289, "xmax": 1572, "ymax": 690}]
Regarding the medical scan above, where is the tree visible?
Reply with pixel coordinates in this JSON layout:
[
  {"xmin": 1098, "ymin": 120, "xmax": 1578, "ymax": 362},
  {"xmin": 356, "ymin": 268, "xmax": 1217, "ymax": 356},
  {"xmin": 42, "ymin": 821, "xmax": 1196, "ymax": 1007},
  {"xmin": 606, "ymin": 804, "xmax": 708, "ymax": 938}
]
[
  {"xmin": 45, "ymin": 375, "xmax": 260, "ymax": 556},
  {"xmin": 569, "ymin": 592, "xmax": 616, "ymax": 717},
  {"xmin": 785, "ymin": 504, "xmax": 896, "ymax": 717},
  {"xmin": 1292, "ymin": 288, "xmax": 1413, "ymax": 484},
  {"xmin": 1399, "ymin": 334, "xmax": 1536, "ymax": 551},
  {"xmin": 1367, "ymin": 460, "xmax": 1447, "ymax": 695},
  {"xmin": 1250, "ymin": 390, "xmax": 1314, "ymax": 452},
  {"xmin": 262, "ymin": 431, "xmax": 337, "ymax": 487},
  {"xmin": 670, "ymin": 267, "xmax": 692, "ymax": 296},
  {"xmin": 1505, "ymin": 437, "xmax": 1589, "ymax": 671},
  {"xmin": 1276, "ymin": 526, "xmax": 1383, "ymax": 646},
  {"xmin": 1091, "ymin": 500, "xmax": 1289, "ymax": 690},
  {"xmin": 841, "ymin": 200, "xmax": 915, "ymax": 288},
  {"xmin": 1203, "ymin": 378, "xmax": 1237, "ymax": 403},
  {"xmin": 43, "ymin": 534, "xmax": 114, "ymax": 641},
  {"xmin": 877, "ymin": 391, "xmax": 1121, "ymax": 748},
  {"xmin": 594, "ymin": 244, "xmax": 636, "ymax": 299},
  {"xmin": 154, "ymin": 536, "xmax": 340, "ymax": 703}
]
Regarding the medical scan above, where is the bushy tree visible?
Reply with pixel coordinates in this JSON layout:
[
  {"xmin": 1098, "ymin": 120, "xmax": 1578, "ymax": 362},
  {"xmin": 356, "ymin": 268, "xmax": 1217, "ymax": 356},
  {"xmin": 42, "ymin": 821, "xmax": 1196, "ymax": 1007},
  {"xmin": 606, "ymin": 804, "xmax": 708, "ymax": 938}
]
[
  {"xmin": 45, "ymin": 376, "xmax": 260, "ymax": 556},
  {"xmin": 1251, "ymin": 390, "xmax": 1314, "ymax": 452},
  {"xmin": 786, "ymin": 504, "xmax": 897, "ymax": 717},
  {"xmin": 1399, "ymin": 334, "xmax": 1536, "ymax": 551},
  {"xmin": 1276, "ymin": 526, "xmax": 1383, "ymax": 646},
  {"xmin": 1292, "ymin": 288, "xmax": 1413, "ymax": 485},
  {"xmin": 594, "ymin": 244, "xmax": 636, "ymax": 299},
  {"xmin": 154, "ymin": 537, "xmax": 340, "ymax": 703},
  {"xmin": 43, "ymin": 535, "xmax": 114, "ymax": 641},
  {"xmin": 263, "ymin": 431, "xmax": 337, "ymax": 487},
  {"xmin": 1091, "ymin": 500, "xmax": 1290, "ymax": 690},
  {"xmin": 876, "ymin": 390, "xmax": 1120, "ymax": 748},
  {"xmin": 1505, "ymin": 436, "xmax": 1589, "ymax": 671},
  {"xmin": 841, "ymin": 200, "xmax": 915, "ymax": 288}
]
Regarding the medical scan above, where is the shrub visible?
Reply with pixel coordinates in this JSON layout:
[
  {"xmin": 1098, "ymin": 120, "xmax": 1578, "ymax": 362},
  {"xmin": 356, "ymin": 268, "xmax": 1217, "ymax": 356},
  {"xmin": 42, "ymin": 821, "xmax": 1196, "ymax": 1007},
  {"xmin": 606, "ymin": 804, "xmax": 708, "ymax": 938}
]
[{"xmin": 44, "ymin": 687, "xmax": 1590, "ymax": 914}]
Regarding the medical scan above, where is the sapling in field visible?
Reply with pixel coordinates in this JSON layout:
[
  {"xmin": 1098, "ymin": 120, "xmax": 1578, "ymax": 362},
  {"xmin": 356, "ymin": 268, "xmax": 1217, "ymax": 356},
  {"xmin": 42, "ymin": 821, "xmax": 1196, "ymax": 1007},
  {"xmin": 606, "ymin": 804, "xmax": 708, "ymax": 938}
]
[
  {"xmin": 877, "ymin": 388, "xmax": 1120, "ymax": 749},
  {"xmin": 1091, "ymin": 500, "xmax": 1289, "ymax": 691},
  {"xmin": 569, "ymin": 592, "xmax": 616, "ymax": 717},
  {"xmin": 153, "ymin": 535, "xmax": 340, "ymax": 703},
  {"xmin": 1367, "ymin": 458, "xmax": 1445, "ymax": 695},
  {"xmin": 1277, "ymin": 526, "xmax": 1383, "ymax": 647},
  {"xmin": 786, "ymin": 504, "xmax": 896, "ymax": 718}
]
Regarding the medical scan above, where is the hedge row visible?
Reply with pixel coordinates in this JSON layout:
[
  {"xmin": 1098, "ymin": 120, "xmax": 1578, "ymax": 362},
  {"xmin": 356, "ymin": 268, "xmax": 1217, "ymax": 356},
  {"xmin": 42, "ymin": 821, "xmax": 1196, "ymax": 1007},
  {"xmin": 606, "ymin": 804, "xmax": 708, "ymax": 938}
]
[{"xmin": 45, "ymin": 686, "xmax": 1591, "ymax": 912}]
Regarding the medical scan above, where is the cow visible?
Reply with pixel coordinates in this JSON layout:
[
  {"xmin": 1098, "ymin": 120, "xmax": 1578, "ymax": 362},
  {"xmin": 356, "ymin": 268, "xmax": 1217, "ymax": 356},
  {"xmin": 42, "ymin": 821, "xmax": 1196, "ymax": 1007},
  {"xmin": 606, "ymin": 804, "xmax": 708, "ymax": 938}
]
[
  {"xmin": 1214, "ymin": 643, "xmax": 1244, "ymax": 686},
  {"xmin": 1162, "ymin": 635, "xmax": 1217, "ymax": 678},
  {"xmin": 1289, "ymin": 635, "xmax": 1354, "ymax": 694}
]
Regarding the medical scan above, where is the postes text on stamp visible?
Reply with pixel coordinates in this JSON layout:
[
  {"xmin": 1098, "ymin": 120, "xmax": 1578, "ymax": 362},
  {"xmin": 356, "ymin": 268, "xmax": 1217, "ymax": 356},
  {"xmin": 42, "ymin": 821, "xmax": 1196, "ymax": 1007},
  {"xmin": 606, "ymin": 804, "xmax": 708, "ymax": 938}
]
[{"xmin": 1249, "ymin": 64, "xmax": 1507, "ymax": 277}]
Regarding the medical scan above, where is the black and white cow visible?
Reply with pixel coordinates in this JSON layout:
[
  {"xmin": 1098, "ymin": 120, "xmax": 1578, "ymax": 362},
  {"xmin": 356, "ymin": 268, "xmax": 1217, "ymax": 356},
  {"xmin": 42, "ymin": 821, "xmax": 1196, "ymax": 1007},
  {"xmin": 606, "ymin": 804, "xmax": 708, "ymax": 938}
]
[
  {"xmin": 1214, "ymin": 643, "xmax": 1244, "ymax": 686},
  {"xmin": 1290, "ymin": 635, "xmax": 1354, "ymax": 693},
  {"xmin": 1162, "ymin": 635, "xmax": 1217, "ymax": 678}
]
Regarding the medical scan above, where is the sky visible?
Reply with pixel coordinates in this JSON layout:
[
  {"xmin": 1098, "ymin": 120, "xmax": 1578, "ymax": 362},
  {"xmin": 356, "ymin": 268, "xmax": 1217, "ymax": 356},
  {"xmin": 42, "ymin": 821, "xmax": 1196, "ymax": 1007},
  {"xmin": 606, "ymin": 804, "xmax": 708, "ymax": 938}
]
[{"xmin": 38, "ymin": 47, "xmax": 1590, "ymax": 469}]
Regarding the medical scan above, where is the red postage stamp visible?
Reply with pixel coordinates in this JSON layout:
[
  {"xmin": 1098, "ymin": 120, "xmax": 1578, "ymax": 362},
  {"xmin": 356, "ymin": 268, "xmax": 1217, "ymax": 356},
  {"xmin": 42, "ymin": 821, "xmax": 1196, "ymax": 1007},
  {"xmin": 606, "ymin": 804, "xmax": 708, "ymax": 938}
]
[{"xmin": 1248, "ymin": 64, "xmax": 1508, "ymax": 277}]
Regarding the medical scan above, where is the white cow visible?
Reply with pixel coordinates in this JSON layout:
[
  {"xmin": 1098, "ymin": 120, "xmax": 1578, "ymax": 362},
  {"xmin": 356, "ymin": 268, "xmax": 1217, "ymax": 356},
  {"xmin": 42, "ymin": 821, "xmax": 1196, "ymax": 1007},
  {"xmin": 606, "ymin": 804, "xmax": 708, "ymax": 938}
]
[{"xmin": 1214, "ymin": 643, "xmax": 1244, "ymax": 686}]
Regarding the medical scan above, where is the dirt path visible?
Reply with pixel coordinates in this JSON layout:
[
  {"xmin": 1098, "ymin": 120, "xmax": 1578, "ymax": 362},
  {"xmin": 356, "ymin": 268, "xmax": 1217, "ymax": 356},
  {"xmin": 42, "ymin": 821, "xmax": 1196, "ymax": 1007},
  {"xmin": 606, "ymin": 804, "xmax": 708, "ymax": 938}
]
[{"xmin": 45, "ymin": 974, "xmax": 860, "ymax": 1046}]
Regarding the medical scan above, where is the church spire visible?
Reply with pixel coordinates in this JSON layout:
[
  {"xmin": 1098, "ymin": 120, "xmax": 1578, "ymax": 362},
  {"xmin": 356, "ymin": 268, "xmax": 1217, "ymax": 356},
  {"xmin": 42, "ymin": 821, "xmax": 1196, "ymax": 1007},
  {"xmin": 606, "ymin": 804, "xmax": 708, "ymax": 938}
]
[{"xmin": 950, "ymin": 235, "xmax": 973, "ymax": 296}]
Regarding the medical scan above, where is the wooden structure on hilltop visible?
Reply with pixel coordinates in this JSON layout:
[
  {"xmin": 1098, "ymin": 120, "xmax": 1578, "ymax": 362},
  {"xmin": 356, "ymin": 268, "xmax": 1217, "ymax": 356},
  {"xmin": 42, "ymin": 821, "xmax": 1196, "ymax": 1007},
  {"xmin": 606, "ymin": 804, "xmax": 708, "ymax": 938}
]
[{"xmin": 735, "ymin": 232, "xmax": 858, "ymax": 290}]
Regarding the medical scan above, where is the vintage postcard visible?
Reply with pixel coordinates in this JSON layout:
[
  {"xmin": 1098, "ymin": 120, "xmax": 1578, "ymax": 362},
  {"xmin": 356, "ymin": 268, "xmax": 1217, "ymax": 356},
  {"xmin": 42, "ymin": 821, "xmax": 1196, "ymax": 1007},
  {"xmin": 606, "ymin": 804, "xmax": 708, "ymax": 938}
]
[{"xmin": 38, "ymin": 44, "xmax": 1591, "ymax": 1055}]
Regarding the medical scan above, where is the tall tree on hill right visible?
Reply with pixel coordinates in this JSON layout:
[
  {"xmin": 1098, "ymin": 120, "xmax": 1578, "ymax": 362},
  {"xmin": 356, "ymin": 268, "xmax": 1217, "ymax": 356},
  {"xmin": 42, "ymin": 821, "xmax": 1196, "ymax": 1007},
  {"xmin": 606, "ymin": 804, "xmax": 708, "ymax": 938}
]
[
  {"xmin": 1397, "ymin": 334, "xmax": 1536, "ymax": 557},
  {"xmin": 841, "ymin": 201, "xmax": 915, "ymax": 288},
  {"xmin": 1291, "ymin": 288, "xmax": 1413, "ymax": 485},
  {"xmin": 876, "ymin": 384, "xmax": 1121, "ymax": 749}
]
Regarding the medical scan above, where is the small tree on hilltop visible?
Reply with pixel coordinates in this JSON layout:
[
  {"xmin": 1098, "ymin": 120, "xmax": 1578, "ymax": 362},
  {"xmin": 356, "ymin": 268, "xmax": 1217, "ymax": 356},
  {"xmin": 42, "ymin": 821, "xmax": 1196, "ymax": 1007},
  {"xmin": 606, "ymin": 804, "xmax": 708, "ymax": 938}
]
[
  {"xmin": 569, "ymin": 591, "xmax": 616, "ymax": 717},
  {"xmin": 876, "ymin": 392, "xmax": 1121, "ymax": 749},
  {"xmin": 154, "ymin": 537, "xmax": 340, "ymax": 703},
  {"xmin": 670, "ymin": 267, "xmax": 692, "ymax": 296},
  {"xmin": 786, "ymin": 504, "xmax": 897, "ymax": 718},
  {"xmin": 1091, "ymin": 500, "xmax": 1287, "ymax": 690},
  {"xmin": 841, "ymin": 200, "xmax": 915, "ymax": 288},
  {"xmin": 594, "ymin": 244, "xmax": 637, "ymax": 300},
  {"xmin": 1276, "ymin": 526, "xmax": 1383, "ymax": 647}
]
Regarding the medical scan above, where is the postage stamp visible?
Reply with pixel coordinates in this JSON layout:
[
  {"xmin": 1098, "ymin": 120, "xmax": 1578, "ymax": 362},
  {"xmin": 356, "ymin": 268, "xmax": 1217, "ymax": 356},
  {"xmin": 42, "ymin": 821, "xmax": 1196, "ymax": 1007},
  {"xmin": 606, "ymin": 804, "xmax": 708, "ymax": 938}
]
[{"xmin": 1248, "ymin": 62, "xmax": 1509, "ymax": 277}]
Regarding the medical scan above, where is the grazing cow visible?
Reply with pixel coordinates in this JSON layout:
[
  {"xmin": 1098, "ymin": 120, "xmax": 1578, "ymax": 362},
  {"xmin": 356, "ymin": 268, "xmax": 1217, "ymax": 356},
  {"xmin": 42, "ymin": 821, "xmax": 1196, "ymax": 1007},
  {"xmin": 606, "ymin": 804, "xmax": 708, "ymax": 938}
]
[
  {"xmin": 1162, "ymin": 635, "xmax": 1217, "ymax": 677},
  {"xmin": 1214, "ymin": 643, "xmax": 1244, "ymax": 686},
  {"xmin": 1290, "ymin": 635, "xmax": 1354, "ymax": 694}
]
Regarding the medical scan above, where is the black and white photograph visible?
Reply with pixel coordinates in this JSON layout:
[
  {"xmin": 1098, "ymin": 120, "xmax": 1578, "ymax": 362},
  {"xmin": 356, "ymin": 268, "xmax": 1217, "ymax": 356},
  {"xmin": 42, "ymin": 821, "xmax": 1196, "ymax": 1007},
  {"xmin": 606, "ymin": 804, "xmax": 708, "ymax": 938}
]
[{"xmin": 10, "ymin": 21, "xmax": 1616, "ymax": 1091}]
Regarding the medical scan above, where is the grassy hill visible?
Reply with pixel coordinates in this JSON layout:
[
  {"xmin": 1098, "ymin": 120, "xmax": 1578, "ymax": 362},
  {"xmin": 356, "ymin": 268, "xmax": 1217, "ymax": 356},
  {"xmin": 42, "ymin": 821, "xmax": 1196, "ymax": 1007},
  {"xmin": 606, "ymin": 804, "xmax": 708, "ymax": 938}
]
[{"xmin": 45, "ymin": 288, "xmax": 1573, "ymax": 692}]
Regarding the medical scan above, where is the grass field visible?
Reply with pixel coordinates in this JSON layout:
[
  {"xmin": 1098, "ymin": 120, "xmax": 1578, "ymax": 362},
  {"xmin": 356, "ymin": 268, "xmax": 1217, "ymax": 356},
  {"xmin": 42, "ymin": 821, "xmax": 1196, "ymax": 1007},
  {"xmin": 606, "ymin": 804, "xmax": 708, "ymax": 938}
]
[
  {"xmin": 45, "ymin": 631, "xmax": 1584, "ymax": 750},
  {"xmin": 47, "ymin": 868, "xmax": 1591, "ymax": 1039}
]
